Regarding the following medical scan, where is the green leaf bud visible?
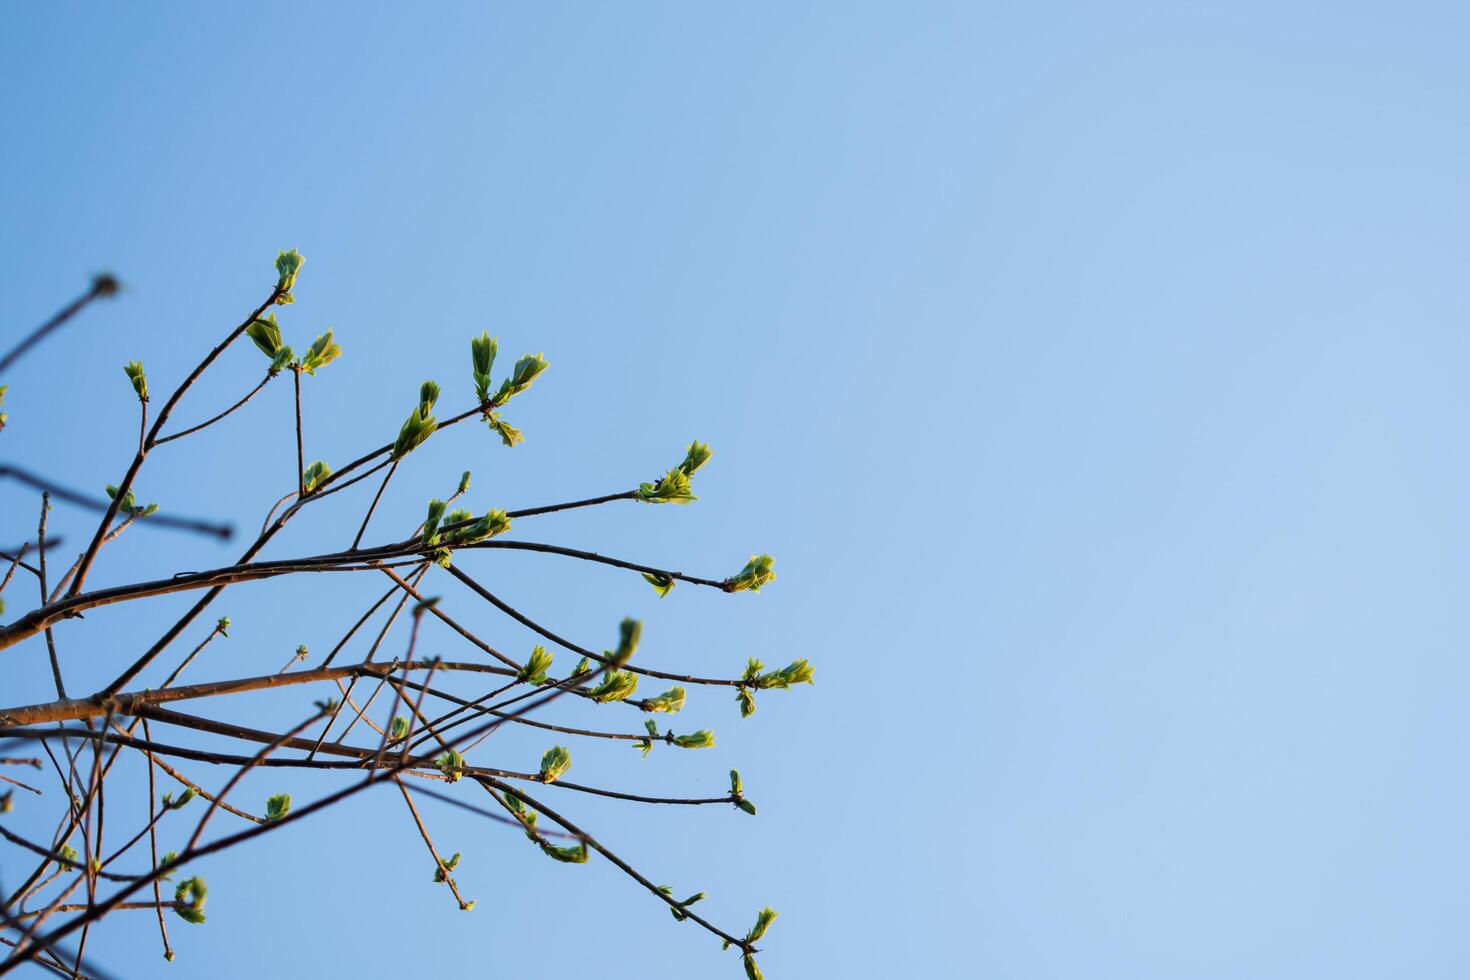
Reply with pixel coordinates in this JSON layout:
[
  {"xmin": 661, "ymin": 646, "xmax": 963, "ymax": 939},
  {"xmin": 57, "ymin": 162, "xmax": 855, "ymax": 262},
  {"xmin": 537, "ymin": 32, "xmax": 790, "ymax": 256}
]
[
  {"xmin": 679, "ymin": 440, "xmax": 713, "ymax": 476},
  {"xmin": 437, "ymin": 749, "xmax": 465, "ymax": 782},
  {"xmin": 301, "ymin": 460, "xmax": 332, "ymax": 494},
  {"xmin": 518, "ymin": 645, "xmax": 553, "ymax": 684},
  {"xmin": 299, "ymin": 330, "xmax": 341, "ymax": 375},
  {"xmin": 274, "ymin": 248, "xmax": 304, "ymax": 302},
  {"xmin": 246, "ymin": 314, "xmax": 283, "ymax": 358},
  {"xmin": 609, "ymin": 617, "xmax": 641, "ymax": 665},
  {"xmin": 725, "ymin": 554, "xmax": 776, "ymax": 593},
  {"xmin": 122, "ymin": 360, "xmax": 148, "ymax": 401},
  {"xmin": 641, "ymin": 686, "xmax": 686, "ymax": 714},
  {"xmin": 671, "ymin": 729, "xmax": 715, "ymax": 749},
  {"xmin": 539, "ymin": 840, "xmax": 589, "ymax": 864},
  {"xmin": 538, "ymin": 745, "xmax": 572, "ymax": 783},
  {"xmin": 265, "ymin": 793, "xmax": 291, "ymax": 821},
  {"xmin": 587, "ymin": 669, "xmax": 638, "ymax": 704},
  {"xmin": 642, "ymin": 571, "xmax": 675, "ymax": 597},
  {"xmin": 418, "ymin": 379, "xmax": 440, "ymax": 417},
  {"xmin": 737, "ymin": 687, "xmax": 756, "ymax": 718},
  {"xmin": 744, "ymin": 907, "xmax": 778, "ymax": 944}
]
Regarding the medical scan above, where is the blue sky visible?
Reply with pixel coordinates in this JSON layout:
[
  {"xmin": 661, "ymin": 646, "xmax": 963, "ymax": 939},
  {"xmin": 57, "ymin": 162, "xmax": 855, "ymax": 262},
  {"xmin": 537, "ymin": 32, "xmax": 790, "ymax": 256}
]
[{"xmin": 4, "ymin": 3, "xmax": 1470, "ymax": 977}]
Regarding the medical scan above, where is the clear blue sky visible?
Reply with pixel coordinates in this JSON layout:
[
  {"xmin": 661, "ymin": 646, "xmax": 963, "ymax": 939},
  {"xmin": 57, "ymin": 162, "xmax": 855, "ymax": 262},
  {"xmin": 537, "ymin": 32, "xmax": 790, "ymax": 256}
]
[{"xmin": 4, "ymin": 3, "xmax": 1469, "ymax": 977}]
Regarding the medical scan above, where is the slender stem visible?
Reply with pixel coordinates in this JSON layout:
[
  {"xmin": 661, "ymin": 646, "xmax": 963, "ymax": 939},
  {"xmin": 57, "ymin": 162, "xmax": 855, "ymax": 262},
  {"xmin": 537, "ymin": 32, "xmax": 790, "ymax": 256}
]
[
  {"xmin": 293, "ymin": 367, "xmax": 305, "ymax": 498},
  {"xmin": 65, "ymin": 284, "xmax": 280, "ymax": 598},
  {"xmin": 153, "ymin": 372, "xmax": 273, "ymax": 446},
  {"xmin": 350, "ymin": 460, "xmax": 398, "ymax": 551}
]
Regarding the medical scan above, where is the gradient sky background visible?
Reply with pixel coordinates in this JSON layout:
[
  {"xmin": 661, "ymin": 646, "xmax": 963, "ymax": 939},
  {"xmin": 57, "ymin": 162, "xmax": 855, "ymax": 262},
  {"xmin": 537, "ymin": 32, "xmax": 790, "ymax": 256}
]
[{"xmin": 4, "ymin": 4, "xmax": 1470, "ymax": 978}]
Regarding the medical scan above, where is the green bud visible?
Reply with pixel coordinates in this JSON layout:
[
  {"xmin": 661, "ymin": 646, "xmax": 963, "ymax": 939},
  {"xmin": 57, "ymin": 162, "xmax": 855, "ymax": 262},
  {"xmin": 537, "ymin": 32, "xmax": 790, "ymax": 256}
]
[
  {"xmin": 216, "ymin": 616, "xmax": 231, "ymax": 635},
  {"xmin": 539, "ymin": 840, "xmax": 589, "ymax": 864},
  {"xmin": 174, "ymin": 905, "xmax": 207, "ymax": 925},
  {"xmin": 571, "ymin": 656, "xmax": 591, "ymax": 676},
  {"xmin": 418, "ymin": 379, "xmax": 441, "ymax": 417},
  {"xmin": 163, "ymin": 788, "xmax": 196, "ymax": 810},
  {"xmin": 390, "ymin": 716, "xmax": 410, "ymax": 739},
  {"xmin": 0, "ymin": 790, "xmax": 11, "ymax": 813},
  {"xmin": 488, "ymin": 352, "xmax": 549, "ymax": 407},
  {"xmin": 457, "ymin": 470, "xmax": 472, "ymax": 495},
  {"xmin": 302, "ymin": 460, "xmax": 332, "ymax": 494},
  {"xmin": 270, "ymin": 345, "xmax": 295, "ymax": 374},
  {"xmin": 744, "ymin": 907, "xmax": 778, "ymax": 944},
  {"xmin": 636, "ymin": 467, "xmax": 696, "ymax": 505},
  {"xmin": 274, "ymin": 248, "xmax": 304, "ymax": 303},
  {"xmin": 437, "ymin": 749, "xmax": 465, "ymax": 782},
  {"xmin": 729, "ymin": 770, "xmax": 742, "ymax": 795},
  {"xmin": 736, "ymin": 798, "xmax": 758, "ymax": 816},
  {"xmin": 58, "ymin": 844, "xmax": 78, "ymax": 864},
  {"xmin": 634, "ymin": 718, "xmax": 659, "ymax": 758},
  {"xmin": 434, "ymin": 851, "xmax": 462, "ymax": 882},
  {"xmin": 442, "ymin": 508, "xmax": 511, "ymax": 545},
  {"xmin": 471, "ymin": 332, "xmax": 498, "ymax": 403},
  {"xmin": 671, "ymin": 729, "xmax": 715, "ymax": 749},
  {"xmin": 608, "ymin": 617, "xmax": 641, "ymax": 665},
  {"xmin": 123, "ymin": 360, "xmax": 148, "ymax": 401},
  {"xmin": 391, "ymin": 405, "xmax": 438, "ymax": 459},
  {"xmin": 445, "ymin": 508, "xmax": 474, "ymax": 525},
  {"xmin": 299, "ymin": 330, "xmax": 341, "ymax": 375},
  {"xmin": 679, "ymin": 440, "xmax": 713, "ymax": 476},
  {"xmin": 483, "ymin": 412, "xmax": 523, "ymax": 447},
  {"xmin": 265, "ymin": 793, "xmax": 291, "ymax": 821},
  {"xmin": 246, "ymin": 313, "xmax": 283, "ymax": 358},
  {"xmin": 641, "ymin": 686, "xmax": 686, "ymax": 714},
  {"xmin": 642, "ymin": 571, "xmax": 675, "ymax": 597},
  {"xmin": 539, "ymin": 745, "xmax": 572, "ymax": 783},
  {"xmin": 725, "ymin": 554, "xmax": 776, "ymax": 593},
  {"xmin": 105, "ymin": 483, "xmax": 137, "ymax": 513},
  {"xmin": 743, "ymin": 954, "xmax": 763, "ymax": 980},
  {"xmin": 587, "ymin": 669, "xmax": 638, "ymax": 704},
  {"xmin": 424, "ymin": 498, "xmax": 448, "ymax": 543},
  {"xmin": 518, "ymin": 645, "xmax": 554, "ymax": 684},
  {"xmin": 751, "ymin": 658, "xmax": 815, "ymax": 691},
  {"xmin": 737, "ymin": 687, "xmax": 756, "ymax": 718}
]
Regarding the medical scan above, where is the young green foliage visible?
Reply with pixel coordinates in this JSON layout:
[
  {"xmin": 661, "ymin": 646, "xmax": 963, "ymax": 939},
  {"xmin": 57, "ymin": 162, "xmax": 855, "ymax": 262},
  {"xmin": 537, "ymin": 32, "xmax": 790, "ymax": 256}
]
[
  {"xmin": 608, "ymin": 617, "xmax": 642, "ymax": 665},
  {"xmin": 636, "ymin": 440, "xmax": 713, "ymax": 504},
  {"xmin": 487, "ymin": 352, "xmax": 549, "ymax": 408},
  {"xmin": 299, "ymin": 330, "xmax": 342, "ymax": 375},
  {"xmin": 440, "ymin": 508, "xmax": 511, "ymax": 545},
  {"xmin": 470, "ymin": 331, "xmax": 497, "ymax": 404},
  {"xmin": 433, "ymin": 851, "xmax": 462, "ymax": 883},
  {"xmin": 641, "ymin": 686, "xmax": 686, "ymax": 714},
  {"xmin": 643, "ymin": 571, "xmax": 676, "ymax": 597},
  {"xmin": 173, "ymin": 876, "xmax": 209, "ymax": 925},
  {"xmin": 725, "ymin": 554, "xmax": 777, "ymax": 593},
  {"xmin": 671, "ymin": 729, "xmax": 715, "ymax": 749},
  {"xmin": 745, "ymin": 907, "xmax": 779, "ymax": 944},
  {"xmin": 274, "ymin": 248, "xmax": 304, "ymax": 303},
  {"xmin": 437, "ymin": 748, "xmax": 465, "ymax": 782},
  {"xmin": 657, "ymin": 885, "xmax": 708, "ymax": 922},
  {"xmin": 301, "ymin": 460, "xmax": 332, "ymax": 494},
  {"xmin": 162, "ymin": 788, "xmax": 196, "ymax": 810},
  {"xmin": 424, "ymin": 498, "xmax": 448, "ymax": 544},
  {"xmin": 122, "ymin": 360, "xmax": 148, "ymax": 401},
  {"xmin": 265, "ymin": 793, "xmax": 291, "ymax": 821},
  {"xmin": 518, "ymin": 645, "xmax": 553, "ymax": 684},
  {"xmin": 390, "ymin": 715, "xmax": 410, "ymax": 739},
  {"xmin": 743, "ymin": 955, "xmax": 763, "ymax": 980},
  {"xmin": 539, "ymin": 840, "xmax": 589, "ymax": 864},
  {"xmin": 391, "ymin": 393, "xmax": 439, "ymax": 459},
  {"xmin": 587, "ymin": 668, "xmax": 638, "ymax": 704},
  {"xmin": 245, "ymin": 313, "xmax": 284, "ymax": 358},
  {"xmin": 634, "ymin": 718, "xmax": 660, "ymax": 758},
  {"xmin": 539, "ymin": 745, "xmax": 572, "ymax": 783}
]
